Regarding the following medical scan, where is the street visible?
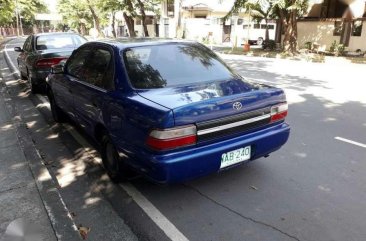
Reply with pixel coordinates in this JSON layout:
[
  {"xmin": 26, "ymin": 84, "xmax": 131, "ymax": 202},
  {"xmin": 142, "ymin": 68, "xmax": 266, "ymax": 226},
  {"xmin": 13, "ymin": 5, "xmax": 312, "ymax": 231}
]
[{"xmin": 2, "ymin": 37, "xmax": 366, "ymax": 241}]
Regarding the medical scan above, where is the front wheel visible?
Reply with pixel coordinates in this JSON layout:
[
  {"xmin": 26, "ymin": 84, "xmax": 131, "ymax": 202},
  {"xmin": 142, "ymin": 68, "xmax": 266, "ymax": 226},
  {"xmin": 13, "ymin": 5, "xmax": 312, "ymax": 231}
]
[{"xmin": 101, "ymin": 134, "xmax": 131, "ymax": 183}]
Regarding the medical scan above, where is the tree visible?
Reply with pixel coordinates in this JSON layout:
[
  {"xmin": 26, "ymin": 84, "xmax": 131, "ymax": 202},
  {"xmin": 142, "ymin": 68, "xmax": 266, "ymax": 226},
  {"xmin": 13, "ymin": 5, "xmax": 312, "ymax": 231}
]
[
  {"xmin": 18, "ymin": 0, "xmax": 48, "ymax": 27},
  {"xmin": 226, "ymin": 0, "xmax": 309, "ymax": 54},
  {"xmin": 0, "ymin": 0, "xmax": 14, "ymax": 26},
  {"xmin": 250, "ymin": 2, "xmax": 275, "ymax": 41},
  {"xmin": 58, "ymin": 0, "xmax": 93, "ymax": 35}
]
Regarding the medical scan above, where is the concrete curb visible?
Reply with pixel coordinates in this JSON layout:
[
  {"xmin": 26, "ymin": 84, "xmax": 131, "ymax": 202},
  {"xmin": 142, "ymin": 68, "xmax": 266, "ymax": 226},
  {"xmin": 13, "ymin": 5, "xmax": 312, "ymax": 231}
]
[
  {"xmin": 3, "ymin": 40, "xmax": 20, "ymax": 80},
  {"xmin": 1, "ymin": 39, "xmax": 81, "ymax": 241}
]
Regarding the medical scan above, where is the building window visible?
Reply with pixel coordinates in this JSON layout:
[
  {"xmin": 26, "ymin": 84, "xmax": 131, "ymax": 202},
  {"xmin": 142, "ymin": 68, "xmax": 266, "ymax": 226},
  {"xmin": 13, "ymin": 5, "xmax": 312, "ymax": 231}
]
[
  {"xmin": 194, "ymin": 15, "xmax": 207, "ymax": 18},
  {"xmin": 167, "ymin": 0, "xmax": 174, "ymax": 17},
  {"xmin": 253, "ymin": 23, "xmax": 260, "ymax": 29},
  {"xmin": 237, "ymin": 18, "xmax": 243, "ymax": 25},
  {"xmin": 352, "ymin": 20, "xmax": 363, "ymax": 36},
  {"xmin": 333, "ymin": 20, "xmax": 343, "ymax": 36},
  {"xmin": 243, "ymin": 24, "xmax": 250, "ymax": 29},
  {"xmin": 136, "ymin": 19, "xmax": 142, "ymax": 25}
]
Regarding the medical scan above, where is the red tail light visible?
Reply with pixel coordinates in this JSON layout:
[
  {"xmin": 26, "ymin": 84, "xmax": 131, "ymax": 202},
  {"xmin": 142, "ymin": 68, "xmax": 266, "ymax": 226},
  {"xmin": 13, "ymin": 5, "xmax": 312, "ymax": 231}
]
[
  {"xmin": 35, "ymin": 57, "xmax": 67, "ymax": 68},
  {"xmin": 146, "ymin": 125, "xmax": 197, "ymax": 150},
  {"xmin": 270, "ymin": 103, "xmax": 288, "ymax": 122}
]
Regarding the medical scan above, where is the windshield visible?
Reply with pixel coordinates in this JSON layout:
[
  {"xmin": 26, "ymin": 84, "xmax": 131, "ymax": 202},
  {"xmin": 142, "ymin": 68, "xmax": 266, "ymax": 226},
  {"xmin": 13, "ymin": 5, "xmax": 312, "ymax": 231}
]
[
  {"xmin": 36, "ymin": 34, "xmax": 87, "ymax": 50},
  {"xmin": 123, "ymin": 43, "xmax": 236, "ymax": 89}
]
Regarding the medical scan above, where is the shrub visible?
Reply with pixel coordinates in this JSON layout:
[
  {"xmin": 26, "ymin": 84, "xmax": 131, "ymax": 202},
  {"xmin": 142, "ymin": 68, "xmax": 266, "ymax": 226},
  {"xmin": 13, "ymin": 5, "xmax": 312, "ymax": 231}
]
[
  {"xmin": 262, "ymin": 40, "xmax": 276, "ymax": 50},
  {"xmin": 304, "ymin": 42, "xmax": 312, "ymax": 50},
  {"xmin": 330, "ymin": 40, "xmax": 345, "ymax": 56}
]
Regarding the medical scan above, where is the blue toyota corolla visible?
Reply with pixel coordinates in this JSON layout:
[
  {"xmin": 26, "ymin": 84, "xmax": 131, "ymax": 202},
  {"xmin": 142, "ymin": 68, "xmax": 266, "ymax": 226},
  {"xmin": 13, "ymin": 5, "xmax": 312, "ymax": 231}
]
[{"xmin": 46, "ymin": 39, "xmax": 290, "ymax": 183}]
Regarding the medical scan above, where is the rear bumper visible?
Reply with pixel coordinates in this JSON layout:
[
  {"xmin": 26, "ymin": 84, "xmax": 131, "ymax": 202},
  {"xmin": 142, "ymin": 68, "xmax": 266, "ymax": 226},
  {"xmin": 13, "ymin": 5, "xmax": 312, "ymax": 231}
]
[{"xmin": 128, "ymin": 122, "xmax": 290, "ymax": 183}]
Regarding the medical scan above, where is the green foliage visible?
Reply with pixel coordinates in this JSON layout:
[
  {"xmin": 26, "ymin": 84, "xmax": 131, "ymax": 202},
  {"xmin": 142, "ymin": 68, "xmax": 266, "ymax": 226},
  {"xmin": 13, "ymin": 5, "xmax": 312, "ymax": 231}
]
[
  {"xmin": 330, "ymin": 40, "xmax": 345, "ymax": 56},
  {"xmin": 19, "ymin": 0, "xmax": 48, "ymax": 27},
  {"xmin": 0, "ymin": 0, "xmax": 47, "ymax": 27},
  {"xmin": 0, "ymin": 0, "xmax": 14, "ymax": 25},
  {"xmin": 57, "ymin": 0, "xmax": 93, "ymax": 31},
  {"xmin": 304, "ymin": 41, "xmax": 312, "ymax": 50}
]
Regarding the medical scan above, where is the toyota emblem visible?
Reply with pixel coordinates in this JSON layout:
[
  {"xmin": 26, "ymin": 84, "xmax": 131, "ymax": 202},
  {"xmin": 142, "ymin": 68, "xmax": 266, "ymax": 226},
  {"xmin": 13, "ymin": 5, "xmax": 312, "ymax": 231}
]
[{"xmin": 232, "ymin": 101, "xmax": 242, "ymax": 110}]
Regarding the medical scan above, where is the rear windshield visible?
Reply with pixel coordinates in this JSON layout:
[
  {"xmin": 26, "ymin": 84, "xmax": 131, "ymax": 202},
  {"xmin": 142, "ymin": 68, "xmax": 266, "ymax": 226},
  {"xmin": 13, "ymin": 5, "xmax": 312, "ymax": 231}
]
[
  {"xmin": 35, "ymin": 34, "xmax": 87, "ymax": 50},
  {"xmin": 123, "ymin": 43, "xmax": 235, "ymax": 89}
]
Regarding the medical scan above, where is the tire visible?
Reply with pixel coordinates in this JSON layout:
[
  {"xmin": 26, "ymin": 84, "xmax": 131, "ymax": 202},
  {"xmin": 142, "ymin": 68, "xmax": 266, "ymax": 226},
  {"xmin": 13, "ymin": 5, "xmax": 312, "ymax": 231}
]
[
  {"xmin": 257, "ymin": 37, "xmax": 264, "ymax": 46},
  {"xmin": 48, "ymin": 91, "xmax": 66, "ymax": 123},
  {"xmin": 101, "ymin": 134, "xmax": 130, "ymax": 183},
  {"xmin": 18, "ymin": 61, "xmax": 27, "ymax": 80},
  {"xmin": 27, "ymin": 70, "xmax": 38, "ymax": 94}
]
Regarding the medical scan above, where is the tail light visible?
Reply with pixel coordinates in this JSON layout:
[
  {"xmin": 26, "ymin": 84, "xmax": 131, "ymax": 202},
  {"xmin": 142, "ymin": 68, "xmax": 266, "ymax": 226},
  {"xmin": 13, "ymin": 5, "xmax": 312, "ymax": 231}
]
[
  {"xmin": 35, "ymin": 57, "xmax": 67, "ymax": 68},
  {"xmin": 270, "ymin": 103, "xmax": 288, "ymax": 122},
  {"xmin": 146, "ymin": 125, "xmax": 197, "ymax": 150}
]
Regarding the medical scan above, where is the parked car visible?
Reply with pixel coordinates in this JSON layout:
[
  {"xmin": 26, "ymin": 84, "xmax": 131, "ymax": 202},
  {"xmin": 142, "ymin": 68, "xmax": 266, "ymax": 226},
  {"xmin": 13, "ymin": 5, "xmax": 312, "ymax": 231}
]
[
  {"xmin": 46, "ymin": 39, "xmax": 290, "ymax": 183},
  {"xmin": 14, "ymin": 32, "xmax": 87, "ymax": 93}
]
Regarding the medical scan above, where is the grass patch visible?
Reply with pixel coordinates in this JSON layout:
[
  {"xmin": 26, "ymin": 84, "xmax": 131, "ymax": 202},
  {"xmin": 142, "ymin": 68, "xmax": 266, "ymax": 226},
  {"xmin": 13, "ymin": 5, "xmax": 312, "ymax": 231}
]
[{"xmin": 218, "ymin": 47, "xmax": 327, "ymax": 63}]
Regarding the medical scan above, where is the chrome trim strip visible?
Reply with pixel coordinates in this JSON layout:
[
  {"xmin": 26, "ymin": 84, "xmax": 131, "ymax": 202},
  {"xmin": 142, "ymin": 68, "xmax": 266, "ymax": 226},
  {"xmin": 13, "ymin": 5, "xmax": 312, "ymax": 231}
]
[{"xmin": 197, "ymin": 114, "xmax": 271, "ymax": 136}]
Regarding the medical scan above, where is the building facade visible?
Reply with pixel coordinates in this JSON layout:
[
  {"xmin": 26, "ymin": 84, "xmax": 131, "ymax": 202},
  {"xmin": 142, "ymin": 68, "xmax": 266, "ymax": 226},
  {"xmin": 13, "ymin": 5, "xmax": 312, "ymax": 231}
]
[{"xmin": 298, "ymin": 0, "xmax": 366, "ymax": 51}]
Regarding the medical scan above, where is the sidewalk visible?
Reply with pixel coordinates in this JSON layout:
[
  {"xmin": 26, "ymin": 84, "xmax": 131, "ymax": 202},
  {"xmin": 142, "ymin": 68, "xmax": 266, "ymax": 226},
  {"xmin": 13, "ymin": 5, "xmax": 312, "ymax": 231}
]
[
  {"xmin": 0, "ymin": 39, "xmax": 80, "ymax": 241},
  {"xmin": 1, "ymin": 38, "xmax": 139, "ymax": 241}
]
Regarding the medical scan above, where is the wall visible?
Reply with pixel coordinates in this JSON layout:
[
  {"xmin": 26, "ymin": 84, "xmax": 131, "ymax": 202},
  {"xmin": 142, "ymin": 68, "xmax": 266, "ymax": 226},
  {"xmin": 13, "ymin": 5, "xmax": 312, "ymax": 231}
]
[
  {"xmin": 297, "ymin": 20, "xmax": 340, "ymax": 51},
  {"xmin": 348, "ymin": 20, "xmax": 366, "ymax": 51},
  {"xmin": 133, "ymin": 24, "xmax": 157, "ymax": 37},
  {"xmin": 184, "ymin": 18, "xmax": 222, "ymax": 43}
]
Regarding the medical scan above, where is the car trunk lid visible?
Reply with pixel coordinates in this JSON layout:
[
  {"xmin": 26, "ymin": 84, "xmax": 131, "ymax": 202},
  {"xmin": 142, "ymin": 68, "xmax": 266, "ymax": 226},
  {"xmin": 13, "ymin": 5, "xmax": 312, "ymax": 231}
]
[{"xmin": 137, "ymin": 78, "xmax": 286, "ymax": 124}]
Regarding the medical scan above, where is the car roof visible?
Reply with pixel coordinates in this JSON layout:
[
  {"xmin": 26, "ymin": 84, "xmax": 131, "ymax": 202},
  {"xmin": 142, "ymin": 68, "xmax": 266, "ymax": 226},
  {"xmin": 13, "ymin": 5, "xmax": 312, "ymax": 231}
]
[
  {"xmin": 86, "ymin": 38, "xmax": 198, "ymax": 49},
  {"xmin": 32, "ymin": 32, "xmax": 82, "ymax": 37}
]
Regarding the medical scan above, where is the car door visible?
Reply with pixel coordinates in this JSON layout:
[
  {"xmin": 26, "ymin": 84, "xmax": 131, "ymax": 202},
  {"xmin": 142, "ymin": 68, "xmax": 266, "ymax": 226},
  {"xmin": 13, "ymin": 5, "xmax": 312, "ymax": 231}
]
[
  {"xmin": 54, "ymin": 46, "xmax": 93, "ymax": 119},
  {"xmin": 71, "ymin": 45, "xmax": 115, "ymax": 132},
  {"xmin": 18, "ymin": 36, "xmax": 31, "ymax": 74}
]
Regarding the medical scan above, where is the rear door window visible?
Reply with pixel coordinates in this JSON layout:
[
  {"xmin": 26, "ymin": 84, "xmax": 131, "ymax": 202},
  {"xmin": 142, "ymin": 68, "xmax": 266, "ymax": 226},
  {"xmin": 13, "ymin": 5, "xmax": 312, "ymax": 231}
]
[
  {"xmin": 66, "ymin": 47, "xmax": 92, "ymax": 79},
  {"xmin": 82, "ymin": 48, "xmax": 114, "ymax": 90},
  {"xmin": 123, "ymin": 43, "xmax": 235, "ymax": 89},
  {"xmin": 23, "ymin": 36, "xmax": 32, "ymax": 52}
]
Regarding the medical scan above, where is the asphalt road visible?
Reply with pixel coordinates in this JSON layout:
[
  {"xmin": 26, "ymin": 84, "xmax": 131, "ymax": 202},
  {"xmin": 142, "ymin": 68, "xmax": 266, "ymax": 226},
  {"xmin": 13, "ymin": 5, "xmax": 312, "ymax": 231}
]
[{"xmin": 4, "ymin": 37, "xmax": 366, "ymax": 241}]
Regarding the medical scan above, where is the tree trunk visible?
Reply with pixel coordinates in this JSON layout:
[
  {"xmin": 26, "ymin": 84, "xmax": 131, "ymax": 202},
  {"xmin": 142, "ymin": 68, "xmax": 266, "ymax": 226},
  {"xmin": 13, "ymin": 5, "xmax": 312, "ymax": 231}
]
[
  {"xmin": 86, "ymin": 0, "xmax": 104, "ymax": 37},
  {"xmin": 283, "ymin": 9, "xmax": 298, "ymax": 55},
  {"xmin": 136, "ymin": 0, "xmax": 149, "ymax": 37},
  {"xmin": 111, "ymin": 12, "xmax": 116, "ymax": 38},
  {"xmin": 123, "ymin": 12, "xmax": 136, "ymax": 37},
  {"xmin": 80, "ymin": 22, "xmax": 86, "ymax": 35},
  {"xmin": 264, "ymin": 18, "xmax": 269, "ymax": 41}
]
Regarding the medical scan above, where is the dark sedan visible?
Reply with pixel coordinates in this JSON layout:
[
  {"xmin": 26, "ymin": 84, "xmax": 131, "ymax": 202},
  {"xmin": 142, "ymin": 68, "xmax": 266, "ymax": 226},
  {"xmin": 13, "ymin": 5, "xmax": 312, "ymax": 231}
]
[
  {"xmin": 14, "ymin": 32, "xmax": 87, "ymax": 93},
  {"xmin": 46, "ymin": 39, "xmax": 290, "ymax": 183}
]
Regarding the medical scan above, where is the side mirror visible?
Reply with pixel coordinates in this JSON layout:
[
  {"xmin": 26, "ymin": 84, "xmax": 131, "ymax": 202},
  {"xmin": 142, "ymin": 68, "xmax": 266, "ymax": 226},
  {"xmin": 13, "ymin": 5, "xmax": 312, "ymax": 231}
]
[
  {"xmin": 51, "ymin": 60, "xmax": 66, "ymax": 74},
  {"xmin": 14, "ymin": 47, "xmax": 23, "ymax": 52}
]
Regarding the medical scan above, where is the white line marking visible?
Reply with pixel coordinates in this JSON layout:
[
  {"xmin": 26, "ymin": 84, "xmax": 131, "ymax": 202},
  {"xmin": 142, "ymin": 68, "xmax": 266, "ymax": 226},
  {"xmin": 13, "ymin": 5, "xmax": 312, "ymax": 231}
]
[
  {"xmin": 335, "ymin": 137, "xmax": 366, "ymax": 149},
  {"xmin": 120, "ymin": 183, "xmax": 189, "ymax": 241},
  {"xmin": 34, "ymin": 94, "xmax": 189, "ymax": 241}
]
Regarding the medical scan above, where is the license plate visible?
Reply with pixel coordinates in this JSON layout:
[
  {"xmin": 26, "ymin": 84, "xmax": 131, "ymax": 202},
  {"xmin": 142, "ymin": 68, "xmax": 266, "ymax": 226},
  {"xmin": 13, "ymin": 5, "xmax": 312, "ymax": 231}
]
[{"xmin": 220, "ymin": 146, "xmax": 251, "ymax": 169}]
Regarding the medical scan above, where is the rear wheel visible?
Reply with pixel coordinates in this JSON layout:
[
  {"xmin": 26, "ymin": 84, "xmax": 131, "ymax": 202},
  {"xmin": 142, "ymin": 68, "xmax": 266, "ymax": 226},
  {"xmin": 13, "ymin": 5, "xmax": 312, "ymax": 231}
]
[
  {"xmin": 27, "ymin": 70, "xmax": 38, "ymax": 94},
  {"xmin": 48, "ymin": 91, "xmax": 66, "ymax": 123},
  {"xmin": 18, "ymin": 61, "xmax": 27, "ymax": 80},
  {"xmin": 101, "ymin": 134, "xmax": 131, "ymax": 183}
]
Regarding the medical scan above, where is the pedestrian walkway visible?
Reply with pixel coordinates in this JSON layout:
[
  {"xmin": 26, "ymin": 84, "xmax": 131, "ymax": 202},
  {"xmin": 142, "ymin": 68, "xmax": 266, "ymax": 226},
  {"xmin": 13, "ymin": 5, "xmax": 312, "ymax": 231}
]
[{"xmin": 0, "ymin": 62, "xmax": 57, "ymax": 240}]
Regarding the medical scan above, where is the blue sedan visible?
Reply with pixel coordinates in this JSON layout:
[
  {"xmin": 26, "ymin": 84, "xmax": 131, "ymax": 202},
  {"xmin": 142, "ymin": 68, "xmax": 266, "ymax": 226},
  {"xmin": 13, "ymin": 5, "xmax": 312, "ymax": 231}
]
[{"xmin": 46, "ymin": 39, "xmax": 290, "ymax": 183}]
